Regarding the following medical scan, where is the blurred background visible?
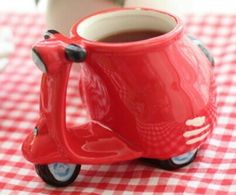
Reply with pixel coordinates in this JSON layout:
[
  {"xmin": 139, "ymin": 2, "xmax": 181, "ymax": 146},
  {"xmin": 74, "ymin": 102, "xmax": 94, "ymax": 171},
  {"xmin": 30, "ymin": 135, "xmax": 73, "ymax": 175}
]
[
  {"xmin": 0, "ymin": 0, "xmax": 236, "ymax": 14},
  {"xmin": 0, "ymin": 0, "xmax": 236, "ymax": 35}
]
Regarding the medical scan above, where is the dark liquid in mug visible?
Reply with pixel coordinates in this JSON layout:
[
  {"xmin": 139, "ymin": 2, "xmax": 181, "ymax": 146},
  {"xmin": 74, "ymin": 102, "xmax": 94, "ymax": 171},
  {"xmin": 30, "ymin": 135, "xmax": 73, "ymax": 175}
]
[{"xmin": 98, "ymin": 30, "xmax": 165, "ymax": 43}]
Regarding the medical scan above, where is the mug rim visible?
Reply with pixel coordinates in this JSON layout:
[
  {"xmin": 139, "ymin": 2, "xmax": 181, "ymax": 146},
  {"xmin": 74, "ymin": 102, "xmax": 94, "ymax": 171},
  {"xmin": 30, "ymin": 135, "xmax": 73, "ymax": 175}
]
[{"xmin": 70, "ymin": 7, "xmax": 184, "ymax": 50}]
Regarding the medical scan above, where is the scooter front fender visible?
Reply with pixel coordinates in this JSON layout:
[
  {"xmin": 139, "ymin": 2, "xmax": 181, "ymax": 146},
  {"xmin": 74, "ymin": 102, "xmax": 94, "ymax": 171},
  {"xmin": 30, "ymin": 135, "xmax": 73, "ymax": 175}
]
[
  {"xmin": 22, "ymin": 116, "xmax": 71, "ymax": 164},
  {"xmin": 22, "ymin": 130, "xmax": 70, "ymax": 164}
]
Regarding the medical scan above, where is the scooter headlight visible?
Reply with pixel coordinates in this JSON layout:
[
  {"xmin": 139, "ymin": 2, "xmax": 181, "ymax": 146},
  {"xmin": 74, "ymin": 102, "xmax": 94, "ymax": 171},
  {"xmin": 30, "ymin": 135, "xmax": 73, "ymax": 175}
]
[{"xmin": 32, "ymin": 48, "xmax": 47, "ymax": 73}]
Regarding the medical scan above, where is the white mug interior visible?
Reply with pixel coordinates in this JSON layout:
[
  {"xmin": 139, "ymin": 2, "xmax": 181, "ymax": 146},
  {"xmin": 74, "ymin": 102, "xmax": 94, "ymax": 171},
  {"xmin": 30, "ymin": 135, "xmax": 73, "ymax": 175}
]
[{"xmin": 76, "ymin": 9, "xmax": 177, "ymax": 42}]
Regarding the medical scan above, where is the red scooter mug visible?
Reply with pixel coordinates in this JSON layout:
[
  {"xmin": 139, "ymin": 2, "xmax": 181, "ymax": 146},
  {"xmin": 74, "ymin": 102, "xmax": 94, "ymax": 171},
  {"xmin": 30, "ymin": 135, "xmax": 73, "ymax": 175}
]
[{"xmin": 22, "ymin": 8, "xmax": 217, "ymax": 187}]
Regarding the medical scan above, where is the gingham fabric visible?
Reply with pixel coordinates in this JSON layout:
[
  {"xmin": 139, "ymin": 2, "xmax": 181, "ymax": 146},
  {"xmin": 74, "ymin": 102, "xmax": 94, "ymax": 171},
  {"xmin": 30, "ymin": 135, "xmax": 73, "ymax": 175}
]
[{"xmin": 0, "ymin": 12, "xmax": 236, "ymax": 194}]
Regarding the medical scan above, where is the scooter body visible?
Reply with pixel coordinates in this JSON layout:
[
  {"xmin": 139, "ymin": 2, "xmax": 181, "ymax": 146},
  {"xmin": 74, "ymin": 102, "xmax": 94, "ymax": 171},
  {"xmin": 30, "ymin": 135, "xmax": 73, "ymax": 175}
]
[{"xmin": 22, "ymin": 8, "xmax": 217, "ymax": 187}]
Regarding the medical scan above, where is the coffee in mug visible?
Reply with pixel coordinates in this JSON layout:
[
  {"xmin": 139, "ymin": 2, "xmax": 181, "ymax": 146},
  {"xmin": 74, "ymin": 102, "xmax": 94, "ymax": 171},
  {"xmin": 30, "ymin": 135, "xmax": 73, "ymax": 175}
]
[{"xmin": 98, "ymin": 30, "xmax": 165, "ymax": 43}]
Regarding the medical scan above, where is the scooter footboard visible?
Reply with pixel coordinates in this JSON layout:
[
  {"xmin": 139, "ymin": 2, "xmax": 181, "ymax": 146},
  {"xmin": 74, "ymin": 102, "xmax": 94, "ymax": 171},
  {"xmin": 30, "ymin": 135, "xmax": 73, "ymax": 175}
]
[{"xmin": 64, "ymin": 122, "xmax": 142, "ymax": 164}]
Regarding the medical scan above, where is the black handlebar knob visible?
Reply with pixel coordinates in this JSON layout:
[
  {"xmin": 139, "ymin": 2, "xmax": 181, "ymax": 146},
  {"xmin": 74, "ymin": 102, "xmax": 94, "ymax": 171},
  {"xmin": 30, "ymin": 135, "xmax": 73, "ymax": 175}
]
[{"xmin": 65, "ymin": 44, "xmax": 87, "ymax": 63}]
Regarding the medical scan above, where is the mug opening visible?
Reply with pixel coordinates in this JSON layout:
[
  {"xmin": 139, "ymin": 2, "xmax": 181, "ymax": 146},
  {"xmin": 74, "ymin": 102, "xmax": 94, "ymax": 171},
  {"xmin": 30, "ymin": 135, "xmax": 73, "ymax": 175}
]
[{"xmin": 76, "ymin": 9, "xmax": 177, "ymax": 43}]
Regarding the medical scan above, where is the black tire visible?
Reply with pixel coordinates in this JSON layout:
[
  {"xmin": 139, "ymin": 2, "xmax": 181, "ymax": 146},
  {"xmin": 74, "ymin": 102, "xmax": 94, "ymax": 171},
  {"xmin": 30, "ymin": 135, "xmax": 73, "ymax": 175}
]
[
  {"xmin": 142, "ymin": 149, "xmax": 198, "ymax": 171},
  {"xmin": 188, "ymin": 35, "xmax": 215, "ymax": 66},
  {"xmin": 35, "ymin": 163, "xmax": 81, "ymax": 187}
]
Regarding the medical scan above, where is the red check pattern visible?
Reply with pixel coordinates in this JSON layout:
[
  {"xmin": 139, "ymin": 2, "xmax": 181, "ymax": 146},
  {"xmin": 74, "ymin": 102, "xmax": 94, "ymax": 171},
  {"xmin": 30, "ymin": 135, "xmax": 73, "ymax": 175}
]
[{"xmin": 0, "ymin": 12, "xmax": 236, "ymax": 194}]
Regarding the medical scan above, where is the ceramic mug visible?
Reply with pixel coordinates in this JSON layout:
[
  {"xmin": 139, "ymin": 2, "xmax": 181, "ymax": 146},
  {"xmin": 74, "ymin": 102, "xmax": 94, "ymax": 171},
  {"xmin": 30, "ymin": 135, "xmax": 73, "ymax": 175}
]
[{"xmin": 23, "ymin": 8, "xmax": 217, "ymax": 187}]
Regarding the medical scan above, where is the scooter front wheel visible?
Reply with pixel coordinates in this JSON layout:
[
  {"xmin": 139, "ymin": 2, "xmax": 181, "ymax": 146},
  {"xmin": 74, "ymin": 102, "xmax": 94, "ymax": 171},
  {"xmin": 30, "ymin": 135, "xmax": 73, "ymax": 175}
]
[{"xmin": 35, "ymin": 163, "xmax": 81, "ymax": 187}]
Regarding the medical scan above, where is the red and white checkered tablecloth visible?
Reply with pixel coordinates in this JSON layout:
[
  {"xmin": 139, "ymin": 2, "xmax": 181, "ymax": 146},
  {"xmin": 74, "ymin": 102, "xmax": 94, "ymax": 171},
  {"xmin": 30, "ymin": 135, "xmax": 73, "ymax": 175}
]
[{"xmin": 0, "ymin": 12, "xmax": 236, "ymax": 194}]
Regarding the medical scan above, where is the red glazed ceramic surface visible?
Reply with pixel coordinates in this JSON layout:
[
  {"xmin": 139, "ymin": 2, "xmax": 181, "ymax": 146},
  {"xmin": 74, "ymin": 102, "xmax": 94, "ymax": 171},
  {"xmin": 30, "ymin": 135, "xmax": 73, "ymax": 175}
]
[{"xmin": 22, "ymin": 8, "xmax": 217, "ymax": 166}]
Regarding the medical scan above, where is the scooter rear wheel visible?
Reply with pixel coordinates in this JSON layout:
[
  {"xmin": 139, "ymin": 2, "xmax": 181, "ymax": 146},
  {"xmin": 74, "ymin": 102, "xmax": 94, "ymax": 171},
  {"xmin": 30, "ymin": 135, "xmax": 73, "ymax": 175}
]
[
  {"xmin": 159, "ymin": 149, "xmax": 198, "ymax": 170},
  {"xmin": 35, "ymin": 163, "xmax": 81, "ymax": 187},
  {"xmin": 143, "ymin": 149, "xmax": 198, "ymax": 170}
]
